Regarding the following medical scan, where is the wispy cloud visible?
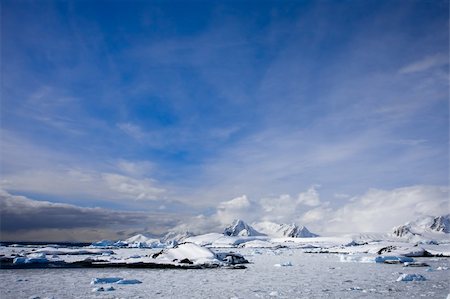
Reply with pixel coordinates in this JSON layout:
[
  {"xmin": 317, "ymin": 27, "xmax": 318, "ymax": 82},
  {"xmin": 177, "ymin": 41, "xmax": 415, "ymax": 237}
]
[
  {"xmin": 0, "ymin": 130, "xmax": 167, "ymax": 206},
  {"xmin": 117, "ymin": 122, "xmax": 147, "ymax": 141},
  {"xmin": 399, "ymin": 53, "xmax": 448, "ymax": 74}
]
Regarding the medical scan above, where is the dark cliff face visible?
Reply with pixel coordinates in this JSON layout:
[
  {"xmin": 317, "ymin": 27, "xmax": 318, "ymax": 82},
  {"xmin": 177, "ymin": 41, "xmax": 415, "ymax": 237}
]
[
  {"xmin": 392, "ymin": 225, "xmax": 411, "ymax": 237},
  {"xmin": 430, "ymin": 215, "xmax": 450, "ymax": 233}
]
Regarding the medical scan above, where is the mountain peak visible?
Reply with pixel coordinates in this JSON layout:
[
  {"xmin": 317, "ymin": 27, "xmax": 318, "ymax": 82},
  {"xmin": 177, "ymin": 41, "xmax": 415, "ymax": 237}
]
[
  {"xmin": 393, "ymin": 214, "xmax": 450, "ymax": 238},
  {"xmin": 224, "ymin": 219, "xmax": 264, "ymax": 236},
  {"xmin": 162, "ymin": 231, "xmax": 194, "ymax": 243},
  {"xmin": 253, "ymin": 221, "xmax": 319, "ymax": 238}
]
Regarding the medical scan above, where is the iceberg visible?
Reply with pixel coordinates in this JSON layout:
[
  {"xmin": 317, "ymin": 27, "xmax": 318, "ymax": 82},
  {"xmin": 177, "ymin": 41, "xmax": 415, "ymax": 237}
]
[{"xmin": 396, "ymin": 273, "xmax": 426, "ymax": 282}]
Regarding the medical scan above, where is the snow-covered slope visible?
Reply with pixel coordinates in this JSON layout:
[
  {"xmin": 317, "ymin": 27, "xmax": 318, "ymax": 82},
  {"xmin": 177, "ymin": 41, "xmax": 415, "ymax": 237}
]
[
  {"xmin": 223, "ymin": 219, "xmax": 264, "ymax": 236},
  {"xmin": 392, "ymin": 214, "xmax": 450, "ymax": 243},
  {"xmin": 124, "ymin": 234, "xmax": 162, "ymax": 248},
  {"xmin": 125, "ymin": 234, "xmax": 154, "ymax": 243},
  {"xmin": 253, "ymin": 221, "xmax": 319, "ymax": 238},
  {"xmin": 161, "ymin": 231, "xmax": 194, "ymax": 244}
]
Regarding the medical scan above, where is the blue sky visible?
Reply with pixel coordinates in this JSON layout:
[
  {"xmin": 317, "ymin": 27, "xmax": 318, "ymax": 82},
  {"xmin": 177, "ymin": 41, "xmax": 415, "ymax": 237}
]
[{"xmin": 1, "ymin": 0, "xmax": 448, "ymax": 240}]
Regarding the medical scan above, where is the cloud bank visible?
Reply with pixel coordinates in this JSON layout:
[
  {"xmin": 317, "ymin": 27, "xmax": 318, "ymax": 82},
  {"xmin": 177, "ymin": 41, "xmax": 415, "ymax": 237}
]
[
  {"xmin": 0, "ymin": 190, "xmax": 179, "ymax": 241},
  {"xmin": 178, "ymin": 185, "xmax": 449, "ymax": 234}
]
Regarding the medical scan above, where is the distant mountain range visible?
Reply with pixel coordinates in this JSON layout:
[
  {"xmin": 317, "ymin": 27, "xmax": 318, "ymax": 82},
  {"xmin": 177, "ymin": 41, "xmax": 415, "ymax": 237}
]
[
  {"xmin": 253, "ymin": 221, "xmax": 319, "ymax": 238},
  {"xmin": 223, "ymin": 219, "xmax": 318, "ymax": 238},
  {"xmin": 93, "ymin": 214, "xmax": 450, "ymax": 248},
  {"xmin": 392, "ymin": 214, "xmax": 450, "ymax": 240}
]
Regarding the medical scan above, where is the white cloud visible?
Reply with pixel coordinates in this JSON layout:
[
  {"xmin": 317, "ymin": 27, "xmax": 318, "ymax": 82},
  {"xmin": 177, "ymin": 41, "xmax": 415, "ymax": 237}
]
[
  {"xmin": 215, "ymin": 195, "xmax": 260, "ymax": 226},
  {"xmin": 179, "ymin": 185, "xmax": 449, "ymax": 235},
  {"xmin": 116, "ymin": 160, "xmax": 154, "ymax": 177},
  {"xmin": 300, "ymin": 205, "xmax": 331, "ymax": 224},
  {"xmin": 117, "ymin": 122, "xmax": 146, "ymax": 141},
  {"xmin": 399, "ymin": 53, "xmax": 448, "ymax": 74},
  {"xmin": 259, "ymin": 194, "xmax": 299, "ymax": 223},
  {"xmin": 102, "ymin": 173, "xmax": 165, "ymax": 200},
  {"xmin": 2, "ymin": 168, "xmax": 165, "ymax": 202},
  {"xmin": 315, "ymin": 185, "xmax": 449, "ymax": 233},
  {"xmin": 0, "ymin": 131, "xmax": 166, "ymax": 202},
  {"xmin": 297, "ymin": 185, "xmax": 321, "ymax": 206}
]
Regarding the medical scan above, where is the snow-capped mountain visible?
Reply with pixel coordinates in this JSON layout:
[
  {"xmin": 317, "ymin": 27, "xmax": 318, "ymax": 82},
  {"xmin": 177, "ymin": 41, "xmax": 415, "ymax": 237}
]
[
  {"xmin": 224, "ymin": 219, "xmax": 264, "ymax": 236},
  {"xmin": 392, "ymin": 215, "xmax": 450, "ymax": 243},
  {"xmin": 124, "ymin": 234, "xmax": 162, "ymax": 248},
  {"xmin": 253, "ymin": 221, "xmax": 319, "ymax": 238},
  {"xmin": 125, "ymin": 233, "xmax": 158, "ymax": 243},
  {"xmin": 161, "ymin": 231, "xmax": 194, "ymax": 244},
  {"xmin": 429, "ymin": 215, "xmax": 450, "ymax": 233}
]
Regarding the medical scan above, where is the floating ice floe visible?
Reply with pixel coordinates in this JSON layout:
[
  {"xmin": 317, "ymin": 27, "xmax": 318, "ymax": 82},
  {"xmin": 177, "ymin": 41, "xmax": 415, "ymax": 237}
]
[
  {"xmin": 274, "ymin": 261, "xmax": 293, "ymax": 267},
  {"xmin": 215, "ymin": 252, "xmax": 248, "ymax": 265},
  {"xmin": 339, "ymin": 255, "xmax": 414, "ymax": 264},
  {"xmin": 339, "ymin": 255, "xmax": 375, "ymax": 263},
  {"xmin": 91, "ymin": 277, "xmax": 142, "ymax": 285},
  {"xmin": 13, "ymin": 253, "xmax": 49, "ymax": 264},
  {"xmin": 374, "ymin": 256, "xmax": 414, "ymax": 263},
  {"xmin": 403, "ymin": 262, "xmax": 429, "ymax": 267},
  {"xmin": 116, "ymin": 279, "xmax": 142, "ymax": 285},
  {"xmin": 396, "ymin": 273, "xmax": 426, "ymax": 282},
  {"xmin": 91, "ymin": 277, "xmax": 123, "ymax": 284}
]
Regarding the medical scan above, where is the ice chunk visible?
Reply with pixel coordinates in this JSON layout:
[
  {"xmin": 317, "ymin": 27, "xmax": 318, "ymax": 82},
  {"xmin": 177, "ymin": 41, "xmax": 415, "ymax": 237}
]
[
  {"xmin": 403, "ymin": 262, "xmax": 429, "ymax": 267},
  {"xmin": 375, "ymin": 256, "xmax": 414, "ymax": 263},
  {"xmin": 274, "ymin": 261, "xmax": 293, "ymax": 267},
  {"xmin": 91, "ymin": 277, "xmax": 122, "ymax": 285},
  {"xmin": 13, "ymin": 253, "xmax": 49, "ymax": 264},
  {"xmin": 215, "ymin": 252, "xmax": 248, "ymax": 265},
  {"xmin": 116, "ymin": 279, "xmax": 142, "ymax": 285},
  {"xmin": 339, "ymin": 255, "xmax": 374, "ymax": 263},
  {"xmin": 339, "ymin": 254, "xmax": 414, "ymax": 264},
  {"xmin": 91, "ymin": 277, "xmax": 141, "ymax": 285},
  {"xmin": 269, "ymin": 291, "xmax": 280, "ymax": 296},
  {"xmin": 396, "ymin": 273, "xmax": 426, "ymax": 281}
]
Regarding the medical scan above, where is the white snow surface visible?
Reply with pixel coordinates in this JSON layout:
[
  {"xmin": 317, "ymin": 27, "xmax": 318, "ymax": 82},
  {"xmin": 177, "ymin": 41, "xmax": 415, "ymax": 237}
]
[
  {"xmin": 2, "ymin": 217, "xmax": 450, "ymax": 298},
  {"xmin": 1, "ymin": 245, "xmax": 449, "ymax": 298}
]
